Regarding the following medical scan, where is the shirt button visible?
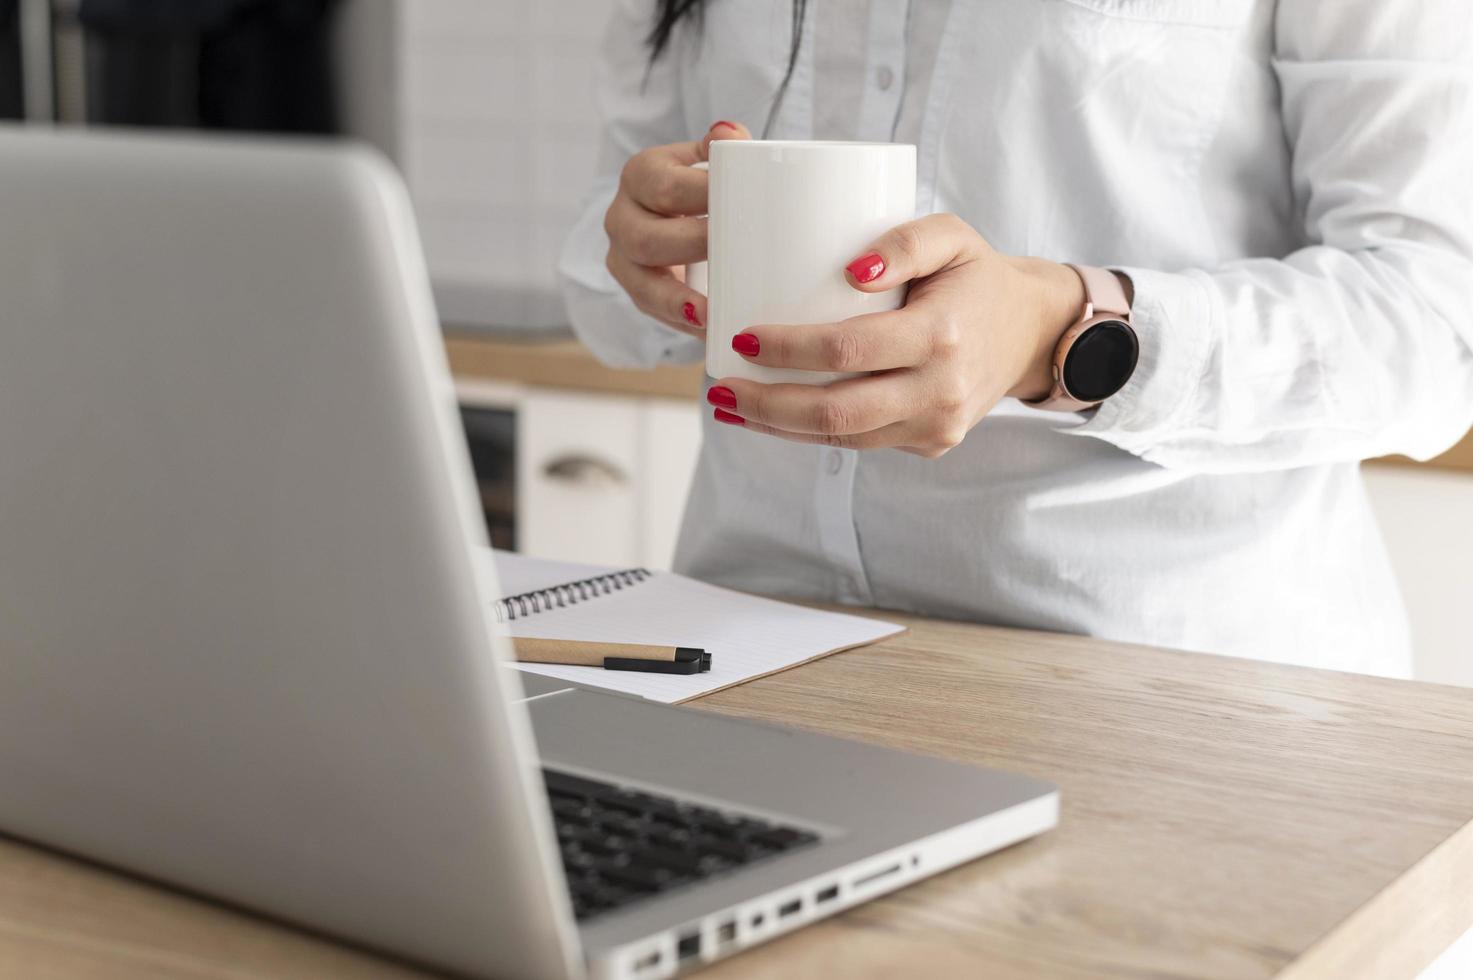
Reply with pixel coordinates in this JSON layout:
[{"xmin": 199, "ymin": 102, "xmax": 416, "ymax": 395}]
[
  {"xmin": 827, "ymin": 450, "xmax": 844, "ymax": 475},
  {"xmin": 875, "ymin": 65, "xmax": 895, "ymax": 91}
]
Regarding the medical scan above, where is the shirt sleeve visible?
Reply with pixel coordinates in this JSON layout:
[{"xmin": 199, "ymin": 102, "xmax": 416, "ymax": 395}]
[
  {"xmin": 556, "ymin": 0, "xmax": 704, "ymax": 369},
  {"xmin": 1071, "ymin": 0, "xmax": 1473, "ymax": 474}
]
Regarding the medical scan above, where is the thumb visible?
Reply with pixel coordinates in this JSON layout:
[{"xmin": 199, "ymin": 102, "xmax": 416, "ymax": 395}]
[
  {"xmin": 842, "ymin": 214, "xmax": 982, "ymax": 292},
  {"xmin": 697, "ymin": 119, "xmax": 752, "ymax": 161}
]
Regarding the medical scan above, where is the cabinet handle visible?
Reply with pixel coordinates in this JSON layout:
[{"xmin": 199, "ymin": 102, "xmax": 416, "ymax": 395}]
[{"xmin": 542, "ymin": 454, "xmax": 628, "ymax": 488}]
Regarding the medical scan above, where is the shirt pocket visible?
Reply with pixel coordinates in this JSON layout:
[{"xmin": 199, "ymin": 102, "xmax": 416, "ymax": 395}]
[
  {"xmin": 686, "ymin": 0, "xmax": 796, "ymax": 135},
  {"xmin": 1054, "ymin": 0, "xmax": 1254, "ymax": 28},
  {"xmin": 1033, "ymin": 0, "xmax": 1261, "ymax": 165},
  {"xmin": 948, "ymin": 0, "xmax": 1265, "ymax": 265}
]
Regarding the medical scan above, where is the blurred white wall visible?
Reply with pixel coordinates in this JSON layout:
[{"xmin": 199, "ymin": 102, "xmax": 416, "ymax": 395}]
[
  {"xmin": 335, "ymin": 0, "xmax": 609, "ymax": 329},
  {"xmin": 334, "ymin": 0, "xmax": 401, "ymax": 161}
]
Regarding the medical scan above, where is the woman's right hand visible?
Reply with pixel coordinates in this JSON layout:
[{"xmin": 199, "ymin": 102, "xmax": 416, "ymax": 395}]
[{"xmin": 604, "ymin": 120, "xmax": 751, "ymax": 336}]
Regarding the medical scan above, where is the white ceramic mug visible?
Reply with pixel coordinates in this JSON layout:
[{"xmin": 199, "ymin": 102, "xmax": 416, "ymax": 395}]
[
  {"xmin": 700, "ymin": 141, "xmax": 916, "ymax": 385},
  {"xmin": 685, "ymin": 161, "xmax": 709, "ymax": 298}
]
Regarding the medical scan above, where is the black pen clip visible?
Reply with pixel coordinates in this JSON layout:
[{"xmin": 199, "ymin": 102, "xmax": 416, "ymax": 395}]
[{"xmin": 603, "ymin": 657, "xmax": 702, "ymax": 675}]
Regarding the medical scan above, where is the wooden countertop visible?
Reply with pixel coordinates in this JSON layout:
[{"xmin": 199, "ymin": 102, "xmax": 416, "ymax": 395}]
[
  {"xmin": 2, "ymin": 611, "xmax": 1471, "ymax": 979},
  {"xmin": 1380, "ymin": 437, "xmax": 1473, "ymax": 476},
  {"xmin": 444, "ymin": 332, "xmax": 1473, "ymax": 475},
  {"xmin": 445, "ymin": 333, "xmax": 704, "ymax": 402}
]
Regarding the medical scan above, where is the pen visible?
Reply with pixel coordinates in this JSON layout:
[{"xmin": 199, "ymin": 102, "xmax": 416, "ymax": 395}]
[{"xmin": 513, "ymin": 638, "xmax": 712, "ymax": 674}]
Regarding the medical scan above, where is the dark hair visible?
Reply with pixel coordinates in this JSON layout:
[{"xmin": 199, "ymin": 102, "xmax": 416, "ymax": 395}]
[{"xmin": 647, "ymin": 0, "xmax": 808, "ymax": 137}]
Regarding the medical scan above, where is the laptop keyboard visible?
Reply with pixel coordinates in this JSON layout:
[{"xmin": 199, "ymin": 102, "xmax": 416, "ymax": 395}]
[{"xmin": 543, "ymin": 769, "xmax": 821, "ymax": 921}]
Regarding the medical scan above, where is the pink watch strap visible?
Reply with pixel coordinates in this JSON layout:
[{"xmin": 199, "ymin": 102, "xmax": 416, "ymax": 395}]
[
  {"xmin": 1073, "ymin": 264, "xmax": 1130, "ymax": 319},
  {"xmin": 1024, "ymin": 264, "xmax": 1132, "ymax": 412}
]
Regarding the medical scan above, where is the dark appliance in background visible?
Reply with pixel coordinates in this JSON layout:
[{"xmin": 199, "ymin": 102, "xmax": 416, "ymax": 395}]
[
  {"xmin": 78, "ymin": 0, "xmax": 340, "ymax": 131},
  {"xmin": 1, "ymin": 1, "xmax": 22, "ymax": 118},
  {"xmin": 3, "ymin": 0, "xmax": 339, "ymax": 130},
  {"xmin": 461, "ymin": 407, "xmax": 518, "ymax": 551}
]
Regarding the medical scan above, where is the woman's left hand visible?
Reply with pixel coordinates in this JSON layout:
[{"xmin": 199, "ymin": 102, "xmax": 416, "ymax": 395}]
[{"xmin": 706, "ymin": 213, "xmax": 1088, "ymax": 457}]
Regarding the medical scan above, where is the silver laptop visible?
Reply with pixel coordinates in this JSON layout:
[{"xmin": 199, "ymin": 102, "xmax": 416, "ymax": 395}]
[{"xmin": 0, "ymin": 127, "xmax": 1057, "ymax": 980}]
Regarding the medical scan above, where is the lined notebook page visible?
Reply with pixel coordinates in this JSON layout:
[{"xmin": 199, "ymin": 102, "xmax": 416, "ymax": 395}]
[{"xmin": 479, "ymin": 549, "xmax": 904, "ymax": 704}]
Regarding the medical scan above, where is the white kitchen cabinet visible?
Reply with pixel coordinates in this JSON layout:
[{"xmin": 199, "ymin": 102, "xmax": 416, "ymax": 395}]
[
  {"xmin": 516, "ymin": 389, "xmax": 642, "ymax": 567},
  {"xmin": 517, "ymin": 390, "xmax": 701, "ymax": 569},
  {"xmin": 1364, "ymin": 465, "xmax": 1473, "ymax": 688},
  {"xmin": 458, "ymin": 380, "xmax": 702, "ymax": 571}
]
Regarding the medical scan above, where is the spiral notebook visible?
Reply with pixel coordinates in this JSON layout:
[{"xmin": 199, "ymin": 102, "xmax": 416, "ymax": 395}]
[{"xmin": 478, "ymin": 548, "xmax": 905, "ymax": 704}]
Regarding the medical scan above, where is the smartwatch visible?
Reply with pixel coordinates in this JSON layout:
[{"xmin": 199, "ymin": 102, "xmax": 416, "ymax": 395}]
[{"xmin": 1025, "ymin": 264, "xmax": 1139, "ymax": 413}]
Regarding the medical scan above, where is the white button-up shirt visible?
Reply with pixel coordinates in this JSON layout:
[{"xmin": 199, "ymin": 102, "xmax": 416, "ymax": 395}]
[{"xmin": 559, "ymin": 0, "xmax": 1473, "ymax": 677}]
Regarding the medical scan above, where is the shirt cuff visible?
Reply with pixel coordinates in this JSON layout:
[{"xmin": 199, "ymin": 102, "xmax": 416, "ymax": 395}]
[
  {"xmin": 563, "ymin": 277, "xmax": 704, "ymax": 368},
  {"xmin": 1064, "ymin": 266, "xmax": 1215, "ymax": 461},
  {"xmin": 557, "ymin": 192, "xmax": 704, "ymax": 369}
]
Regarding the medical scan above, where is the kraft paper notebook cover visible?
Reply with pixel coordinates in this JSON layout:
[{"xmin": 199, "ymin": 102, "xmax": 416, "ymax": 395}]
[{"xmin": 479, "ymin": 549, "xmax": 905, "ymax": 704}]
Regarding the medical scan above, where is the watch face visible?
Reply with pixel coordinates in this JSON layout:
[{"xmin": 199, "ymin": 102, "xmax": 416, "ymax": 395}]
[{"xmin": 1062, "ymin": 319, "xmax": 1138, "ymax": 403}]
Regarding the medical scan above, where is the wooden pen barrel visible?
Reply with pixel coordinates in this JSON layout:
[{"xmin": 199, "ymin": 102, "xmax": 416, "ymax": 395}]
[{"xmin": 512, "ymin": 637, "xmax": 677, "ymax": 667}]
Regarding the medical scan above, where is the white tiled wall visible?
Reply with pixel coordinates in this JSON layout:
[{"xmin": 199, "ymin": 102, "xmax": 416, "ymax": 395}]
[{"xmin": 340, "ymin": 0, "xmax": 610, "ymax": 328}]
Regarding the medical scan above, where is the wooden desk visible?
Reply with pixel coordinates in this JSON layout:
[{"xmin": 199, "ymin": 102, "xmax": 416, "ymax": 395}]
[{"xmin": 2, "ymin": 614, "xmax": 1472, "ymax": 979}]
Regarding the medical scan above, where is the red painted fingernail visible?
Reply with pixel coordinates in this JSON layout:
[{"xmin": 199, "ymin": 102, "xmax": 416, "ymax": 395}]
[
  {"xmin": 731, "ymin": 333, "xmax": 760, "ymax": 356},
  {"xmin": 706, "ymin": 386, "xmax": 737, "ymax": 410},
  {"xmin": 682, "ymin": 302, "xmax": 701, "ymax": 326},
  {"xmin": 845, "ymin": 252, "xmax": 885, "ymax": 284},
  {"xmin": 712, "ymin": 120, "xmax": 737, "ymax": 132},
  {"xmin": 714, "ymin": 408, "xmax": 745, "ymax": 425}
]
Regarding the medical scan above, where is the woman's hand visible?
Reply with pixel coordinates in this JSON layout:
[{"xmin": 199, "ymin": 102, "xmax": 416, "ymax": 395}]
[
  {"xmin": 705, "ymin": 214, "xmax": 1088, "ymax": 457},
  {"xmin": 604, "ymin": 120, "xmax": 752, "ymax": 336}
]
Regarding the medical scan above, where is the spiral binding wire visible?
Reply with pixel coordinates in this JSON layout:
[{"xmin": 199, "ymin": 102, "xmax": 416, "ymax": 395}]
[{"xmin": 492, "ymin": 567, "xmax": 651, "ymax": 623}]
